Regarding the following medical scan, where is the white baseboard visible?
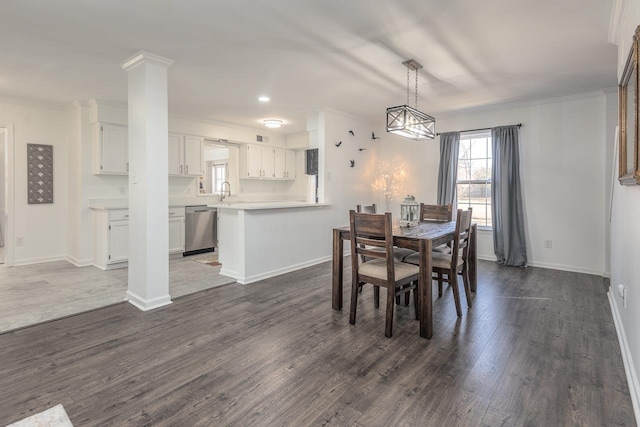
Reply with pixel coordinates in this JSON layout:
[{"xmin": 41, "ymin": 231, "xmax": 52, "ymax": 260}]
[
  {"xmin": 476, "ymin": 254, "xmax": 605, "ymax": 277},
  {"xmin": 125, "ymin": 290, "xmax": 172, "ymax": 311},
  {"xmin": 608, "ymin": 290, "xmax": 640, "ymax": 423},
  {"xmin": 229, "ymin": 255, "xmax": 333, "ymax": 285},
  {"xmin": 65, "ymin": 255, "xmax": 93, "ymax": 267},
  {"xmin": 12, "ymin": 254, "xmax": 67, "ymax": 266},
  {"xmin": 526, "ymin": 260, "xmax": 604, "ymax": 276}
]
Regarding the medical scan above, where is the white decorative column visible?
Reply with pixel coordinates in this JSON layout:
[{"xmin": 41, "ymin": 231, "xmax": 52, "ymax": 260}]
[{"xmin": 121, "ymin": 51, "xmax": 174, "ymax": 311}]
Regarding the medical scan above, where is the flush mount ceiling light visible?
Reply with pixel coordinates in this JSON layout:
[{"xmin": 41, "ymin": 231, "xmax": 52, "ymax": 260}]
[
  {"xmin": 258, "ymin": 95, "xmax": 270, "ymax": 102},
  {"xmin": 263, "ymin": 119, "xmax": 283, "ymax": 128},
  {"xmin": 386, "ymin": 59, "xmax": 435, "ymax": 140}
]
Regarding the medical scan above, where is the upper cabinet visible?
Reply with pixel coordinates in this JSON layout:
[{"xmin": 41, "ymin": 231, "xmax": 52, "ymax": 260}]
[
  {"xmin": 284, "ymin": 149, "xmax": 296, "ymax": 180},
  {"xmin": 93, "ymin": 123, "xmax": 128, "ymax": 175},
  {"xmin": 169, "ymin": 133, "xmax": 203, "ymax": 177},
  {"xmin": 240, "ymin": 144, "xmax": 296, "ymax": 180}
]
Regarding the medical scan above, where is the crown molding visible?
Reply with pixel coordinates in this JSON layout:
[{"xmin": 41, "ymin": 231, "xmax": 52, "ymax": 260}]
[
  {"xmin": 0, "ymin": 94, "xmax": 66, "ymax": 111},
  {"xmin": 120, "ymin": 51, "xmax": 175, "ymax": 71},
  {"xmin": 609, "ymin": 0, "xmax": 628, "ymax": 45},
  {"xmin": 434, "ymin": 88, "xmax": 616, "ymax": 117}
]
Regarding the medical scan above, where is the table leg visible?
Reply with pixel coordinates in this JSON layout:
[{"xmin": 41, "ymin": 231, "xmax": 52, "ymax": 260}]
[
  {"xmin": 469, "ymin": 223, "xmax": 477, "ymax": 292},
  {"xmin": 419, "ymin": 239, "xmax": 433, "ymax": 339},
  {"xmin": 332, "ymin": 229, "xmax": 344, "ymax": 310}
]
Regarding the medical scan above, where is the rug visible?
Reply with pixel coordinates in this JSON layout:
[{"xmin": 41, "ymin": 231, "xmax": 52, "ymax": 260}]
[
  {"xmin": 192, "ymin": 253, "xmax": 221, "ymax": 267},
  {"xmin": 7, "ymin": 404, "xmax": 73, "ymax": 427}
]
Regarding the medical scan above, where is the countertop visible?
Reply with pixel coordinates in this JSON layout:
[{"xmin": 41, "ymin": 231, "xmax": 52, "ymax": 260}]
[
  {"xmin": 211, "ymin": 201, "xmax": 330, "ymax": 210},
  {"xmin": 89, "ymin": 198, "xmax": 327, "ymax": 210}
]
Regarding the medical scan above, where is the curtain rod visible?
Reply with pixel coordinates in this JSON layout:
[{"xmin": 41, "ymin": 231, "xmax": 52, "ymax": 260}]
[{"xmin": 435, "ymin": 123, "xmax": 522, "ymax": 137}]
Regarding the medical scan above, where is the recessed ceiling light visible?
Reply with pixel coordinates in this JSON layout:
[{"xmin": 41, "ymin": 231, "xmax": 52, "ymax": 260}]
[
  {"xmin": 258, "ymin": 96, "xmax": 270, "ymax": 102},
  {"xmin": 263, "ymin": 119, "xmax": 283, "ymax": 128}
]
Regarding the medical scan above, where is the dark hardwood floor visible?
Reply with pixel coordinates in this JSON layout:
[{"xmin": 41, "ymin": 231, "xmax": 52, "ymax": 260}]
[{"xmin": 0, "ymin": 260, "xmax": 635, "ymax": 426}]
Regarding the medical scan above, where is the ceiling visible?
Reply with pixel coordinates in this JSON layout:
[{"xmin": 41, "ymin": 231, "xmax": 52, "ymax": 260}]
[{"xmin": 0, "ymin": 0, "xmax": 617, "ymax": 134}]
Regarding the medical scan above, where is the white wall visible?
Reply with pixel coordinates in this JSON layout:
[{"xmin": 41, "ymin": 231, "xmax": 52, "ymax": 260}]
[
  {"xmin": 610, "ymin": 0, "xmax": 640, "ymax": 418},
  {"xmin": 0, "ymin": 99, "xmax": 69, "ymax": 265}
]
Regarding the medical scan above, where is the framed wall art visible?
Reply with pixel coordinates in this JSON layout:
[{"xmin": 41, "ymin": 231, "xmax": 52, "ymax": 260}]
[
  {"xmin": 27, "ymin": 143, "xmax": 54, "ymax": 204},
  {"xmin": 619, "ymin": 25, "xmax": 640, "ymax": 185}
]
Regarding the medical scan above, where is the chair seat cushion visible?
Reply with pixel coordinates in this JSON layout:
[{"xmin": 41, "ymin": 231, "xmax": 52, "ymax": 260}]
[
  {"xmin": 403, "ymin": 252, "xmax": 464, "ymax": 269},
  {"xmin": 359, "ymin": 258, "xmax": 420, "ymax": 281}
]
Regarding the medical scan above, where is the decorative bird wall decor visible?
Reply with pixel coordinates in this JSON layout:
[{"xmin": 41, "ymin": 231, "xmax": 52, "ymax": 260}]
[
  {"xmin": 349, "ymin": 130, "xmax": 355, "ymax": 136},
  {"xmin": 335, "ymin": 141, "xmax": 342, "ymax": 147},
  {"xmin": 371, "ymin": 132, "xmax": 381, "ymax": 140},
  {"xmin": 350, "ymin": 160, "xmax": 355, "ymax": 167}
]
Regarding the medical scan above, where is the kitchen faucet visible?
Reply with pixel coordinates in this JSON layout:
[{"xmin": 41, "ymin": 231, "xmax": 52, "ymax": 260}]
[{"xmin": 220, "ymin": 181, "xmax": 231, "ymax": 201}]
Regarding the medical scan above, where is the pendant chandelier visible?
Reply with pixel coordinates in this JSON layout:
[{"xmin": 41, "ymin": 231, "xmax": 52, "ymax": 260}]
[{"xmin": 386, "ymin": 59, "xmax": 435, "ymax": 140}]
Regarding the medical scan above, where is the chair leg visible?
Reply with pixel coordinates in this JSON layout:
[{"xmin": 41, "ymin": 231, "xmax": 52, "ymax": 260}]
[
  {"xmin": 350, "ymin": 276, "xmax": 359, "ymax": 325},
  {"xmin": 374, "ymin": 285, "xmax": 380, "ymax": 308},
  {"xmin": 461, "ymin": 267, "xmax": 472, "ymax": 308},
  {"xmin": 413, "ymin": 286, "xmax": 419, "ymax": 320},
  {"xmin": 437, "ymin": 271, "xmax": 443, "ymax": 297},
  {"xmin": 405, "ymin": 291, "xmax": 410, "ymax": 306},
  {"xmin": 450, "ymin": 269, "xmax": 462, "ymax": 317},
  {"xmin": 385, "ymin": 286, "xmax": 395, "ymax": 337}
]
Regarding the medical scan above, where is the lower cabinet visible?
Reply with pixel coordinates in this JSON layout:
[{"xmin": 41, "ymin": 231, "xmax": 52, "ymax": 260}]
[
  {"xmin": 168, "ymin": 214, "xmax": 185, "ymax": 254},
  {"xmin": 93, "ymin": 207, "xmax": 185, "ymax": 270}
]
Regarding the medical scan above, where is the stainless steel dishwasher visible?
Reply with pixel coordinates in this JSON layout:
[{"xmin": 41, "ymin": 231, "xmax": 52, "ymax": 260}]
[{"xmin": 184, "ymin": 205, "xmax": 218, "ymax": 255}]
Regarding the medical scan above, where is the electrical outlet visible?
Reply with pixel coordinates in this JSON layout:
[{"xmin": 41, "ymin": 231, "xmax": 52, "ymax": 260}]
[
  {"xmin": 618, "ymin": 284, "xmax": 627, "ymax": 308},
  {"xmin": 544, "ymin": 239, "xmax": 552, "ymax": 248},
  {"xmin": 15, "ymin": 237, "xmax": 23, "ymax": 246}
]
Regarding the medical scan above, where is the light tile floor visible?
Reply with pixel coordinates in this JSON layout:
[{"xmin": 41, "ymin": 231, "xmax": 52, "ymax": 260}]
[{"xmin": 0, "ymin": 255, "xmax": 236, "ymax": 332}]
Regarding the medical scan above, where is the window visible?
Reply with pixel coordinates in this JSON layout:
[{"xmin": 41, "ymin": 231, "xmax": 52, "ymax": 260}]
[
  {"xmin": 457, "ymin": 131, "xmax": 492, "ymax": 227},
  {"xmin": 208, "ymin": 163, "xmax": 227, "ymax": 194}
]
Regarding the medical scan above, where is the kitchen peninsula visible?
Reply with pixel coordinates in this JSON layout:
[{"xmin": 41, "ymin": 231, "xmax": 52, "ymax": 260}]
[{"xmin": 215, "ymin": 201, "xmax": 330, "ymax": 284}]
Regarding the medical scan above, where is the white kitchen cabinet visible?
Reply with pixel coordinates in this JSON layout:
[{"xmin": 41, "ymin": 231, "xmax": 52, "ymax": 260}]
[
  {"xmin": 241, "ymin": 144, "xmax": 292, "ymax": 180},
  {"xmin": 274, "ymin": 149, "xmax": 286, "ymax": 179},
  {"xmin": 285, "ymin": 150, "xmax": 296, "ymax": 179},
  {"xmin": 93, "ymin": 207, "xmax": 186, "ymax": 270},
  {"xmin": 261, "ymin": 147, "xmax": 275, "ymax": 179},
  {"xmin": 168, "ymin": 208, "xmax": 185, "ymax": 254},
  {"xmin": 168, "ymin": 133, "xmax": 203, "ymax": 177},
  {"xmin": 274, "ymin": 148, "xmax": 296, "ymax": 180},
  {"xmin": 93, "ymin": 123, "xmax": 128, "ymax": 175},
  {"xmin": 184, "ymin": 136, "xmax": 204, "ymax": 176},
  {"xmin": 109, "ymin": 220, "xmax": 129, "ymax": 263}
]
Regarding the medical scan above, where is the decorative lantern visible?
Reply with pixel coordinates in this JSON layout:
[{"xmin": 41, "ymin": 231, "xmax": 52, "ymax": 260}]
[{"xmin": 400, "ymin": 194, "xmax": 419, "ymax": 227}]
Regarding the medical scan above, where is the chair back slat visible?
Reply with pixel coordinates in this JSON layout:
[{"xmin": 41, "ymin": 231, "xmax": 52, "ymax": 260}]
[
  {"xmin": 450, "ymin": 208, "xmax": 473, "ymax": 267},
  {"xmin": 356, "ymin": 204, "xmax": 377, "ymax": 214},
  {"xmin": 353, "ymin": 213, "xmax": 386, "ymax": 238},
  {"xmin": 355, "ymin": 236, "xmax": 386, "ymax": 248},
  {"xmin": 420, "ymin": 203, "xmax": 453, "ymax": 222}
]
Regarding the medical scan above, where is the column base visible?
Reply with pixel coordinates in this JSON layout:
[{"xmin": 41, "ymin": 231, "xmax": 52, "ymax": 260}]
[{"xmin": 125, "ymin": 291, "xmax": 172, "ymax": 311}]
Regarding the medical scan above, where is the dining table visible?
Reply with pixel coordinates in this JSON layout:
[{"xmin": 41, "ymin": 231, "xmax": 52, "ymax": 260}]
[{"xmin": 331, "ymin": 221, "xmax": 477, "ymax": 339}]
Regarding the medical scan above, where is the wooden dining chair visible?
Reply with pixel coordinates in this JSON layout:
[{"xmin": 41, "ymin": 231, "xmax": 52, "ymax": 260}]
[
  {"xmin": 404, "ymin": 208, "xmax": 473, "ymax": 317},
  {"xmin": 394, "ymin": 203, "xmax": 453, "ymax": 306},
  {"xmin": 356, "ymin": 204, "xmax": 409, "ymax": 264},
  {"xmin": 349, "ymin": 210, "xmax": 419, "ymax": 337}
]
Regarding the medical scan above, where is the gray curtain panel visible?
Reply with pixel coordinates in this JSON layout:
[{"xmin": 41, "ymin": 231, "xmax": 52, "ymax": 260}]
[
  {"xmin": 436, "ymin": 132, "xmax": 460, "ymax": 205},
  {"xmin": 491, "ymin": 125, "xmax": 527, "ymax": 267}
]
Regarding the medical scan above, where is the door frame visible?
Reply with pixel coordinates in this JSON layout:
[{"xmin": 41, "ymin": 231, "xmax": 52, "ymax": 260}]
[{"xmin": 0, "ymin": 120, "xmax": 15, "ymax": 266}]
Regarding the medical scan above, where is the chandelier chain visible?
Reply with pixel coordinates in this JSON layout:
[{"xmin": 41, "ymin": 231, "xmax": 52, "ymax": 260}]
[
  {"xmin": 415, "ymin": 69, "xmax": 418, "ymax": 109},
  {"xmin": 406, "ymin": 66, "xmax": 410, "ymax": 106}
]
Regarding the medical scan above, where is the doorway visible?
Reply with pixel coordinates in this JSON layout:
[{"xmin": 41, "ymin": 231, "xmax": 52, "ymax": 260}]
[{"xmin": 0, "ymin": 127, "xmax": 6, "ymax": 264}]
